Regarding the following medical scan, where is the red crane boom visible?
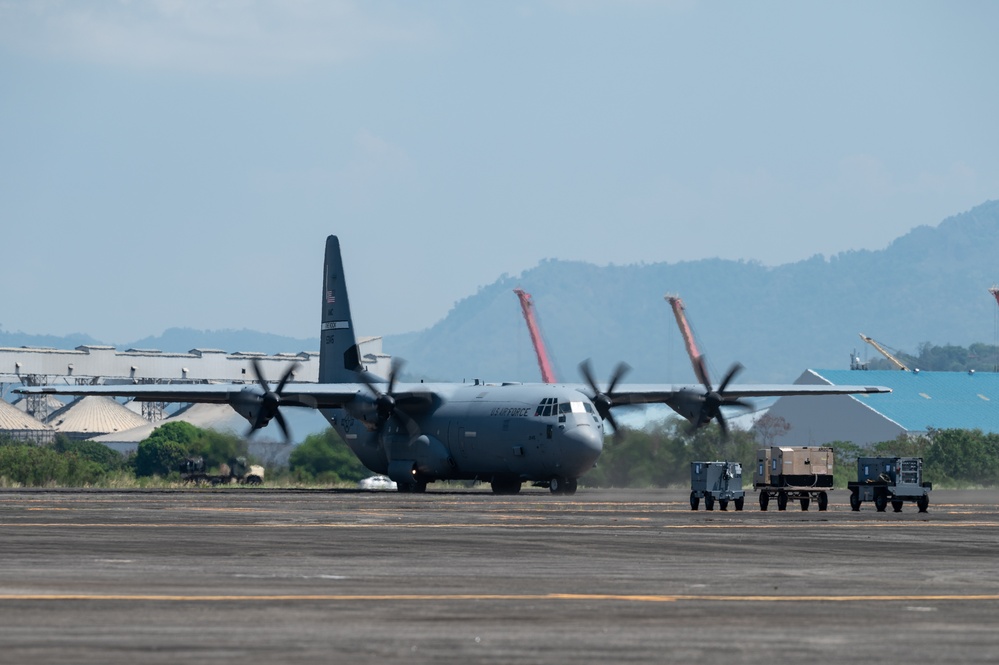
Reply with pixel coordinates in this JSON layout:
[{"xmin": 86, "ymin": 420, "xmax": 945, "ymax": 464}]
[
  {"xmin": 514, "ymin": 288, "xmax": 557, "ymax": 383},
  {"xmin": 665, "ymin": 294, "xmax": 711, "ymax": 387}
]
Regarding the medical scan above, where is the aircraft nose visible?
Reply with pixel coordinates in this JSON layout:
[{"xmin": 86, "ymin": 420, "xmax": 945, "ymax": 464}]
[{"xmin": 561, "ymin": 424, "xmax": 604, "ymax": 475}]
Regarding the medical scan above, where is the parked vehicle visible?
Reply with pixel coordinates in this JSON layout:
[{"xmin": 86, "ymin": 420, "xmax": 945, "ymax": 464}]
[
  {"xmin": 358, "ymin": 475, "xmax": 398, "ymax": 491},
  {"xmin": 690, "ymin": 461, "xmax": 745, "ymax": 510},
  {"xmin": 179, "ymin": 456, "xmax": 264, "ymax": 485},
  {"xmin": 847, "ymin": 457, "xmax": 931, "ymax": 512}
]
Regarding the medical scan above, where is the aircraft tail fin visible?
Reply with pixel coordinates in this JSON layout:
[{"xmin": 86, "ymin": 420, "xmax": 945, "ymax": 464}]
[{"xmin": 318, "ymin": 236, "xmax": 362, "ymax": 384}]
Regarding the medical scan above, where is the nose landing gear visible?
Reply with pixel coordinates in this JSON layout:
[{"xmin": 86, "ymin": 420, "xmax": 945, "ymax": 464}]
[{"xmin": 549, "ymin": 476, "xmax": 578, "ymax": 495}]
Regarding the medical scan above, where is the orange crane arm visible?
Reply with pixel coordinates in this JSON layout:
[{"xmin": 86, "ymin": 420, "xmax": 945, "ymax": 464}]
[
  {"xmin": 858, "ymin": 333, "xmax": 909, "ymax": 371},
  {"xmin": 514, "ymin": 288, "xmax": 557, "ymax": 383},
  {"xmin": 665, "ymin": 294, "xmax": 710, "ymax": 387}
]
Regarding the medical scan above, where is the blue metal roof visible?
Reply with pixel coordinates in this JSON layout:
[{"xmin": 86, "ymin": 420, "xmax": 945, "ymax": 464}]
[{"xmin": 811, "ymin": 369, "xmax": 999, "ymax": 434}]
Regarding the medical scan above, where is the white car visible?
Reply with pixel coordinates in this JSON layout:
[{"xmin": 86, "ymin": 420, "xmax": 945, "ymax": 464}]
[{"xmin": 358, "ymin": 475, "xmax": 397, "ymax": 491}]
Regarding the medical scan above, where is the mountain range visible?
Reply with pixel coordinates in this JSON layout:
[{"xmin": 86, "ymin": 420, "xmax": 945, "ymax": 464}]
[{"xmin": 4, "ymin": 200, "xmax": 999, "ymax": 385}]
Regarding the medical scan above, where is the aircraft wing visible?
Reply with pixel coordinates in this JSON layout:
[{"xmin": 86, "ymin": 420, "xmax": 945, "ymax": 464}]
[
  {"xmin": 601, "ymin": 382, "xmax": 891, "ymax": 405},
  {"xmin": 13, "ymin": 382, "xmax": 369, "ymax": 409},
  {"xmin": 568, "ymin": 380, "xmax": 891, "ymax": 434}
]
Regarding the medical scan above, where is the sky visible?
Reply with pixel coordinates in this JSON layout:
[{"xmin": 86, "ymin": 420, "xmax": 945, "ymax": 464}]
[{"xmin": 2, "ymin": 1, "xmax": 998, "ymax": 344}]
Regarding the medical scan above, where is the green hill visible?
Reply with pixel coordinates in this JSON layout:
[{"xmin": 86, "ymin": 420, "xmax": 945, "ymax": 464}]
[{"xmin": 388, "ymin": 200, "xmax": 999, "ymax": 384}]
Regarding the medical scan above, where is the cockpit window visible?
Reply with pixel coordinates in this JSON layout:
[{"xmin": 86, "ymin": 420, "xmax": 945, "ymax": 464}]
[{"xmin": 535, "ymin": 397, "xmax": 558, "ymax": 417}]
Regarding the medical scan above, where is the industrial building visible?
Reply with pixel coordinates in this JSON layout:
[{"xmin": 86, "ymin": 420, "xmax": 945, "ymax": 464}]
[
  {"xmin": 0, "ymin": 337, "xmax": 390, "ymax": 444},
  {"xmin": 765, "ymin": 368, "xmax": 999, "ymax": 447},
  {"xmin": 0, "ymin": 398, "xmax": 54, "ymax": 444}
]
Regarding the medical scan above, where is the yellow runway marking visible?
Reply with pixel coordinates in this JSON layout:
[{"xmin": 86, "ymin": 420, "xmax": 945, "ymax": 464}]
[{"xmin": 0, "ymin": 592, "xmax": 997, "ymax": 603}]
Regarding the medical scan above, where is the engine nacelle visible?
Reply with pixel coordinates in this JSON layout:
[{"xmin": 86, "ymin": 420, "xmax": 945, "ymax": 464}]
[
  {"xmin": 668, "ymin": 388, "xmax": 707, "ymax": 425},
  {"xmin": 229, "ymin": 387, "xmax": 269, "ymax": 427},
  {"xmin": 387, "ymin": 435, "xmax": 454, "ymax": 483}
]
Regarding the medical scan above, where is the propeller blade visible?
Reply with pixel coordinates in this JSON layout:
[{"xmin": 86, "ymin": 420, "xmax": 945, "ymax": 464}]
[
  {"xmin": 356, "ymin": 359, "xmax": 422, "ymax": 440},
  {"xmin": 606, "ymin": 361, "xmax": 631, "ymax": 396},
  {"xmin": 717, "ymin": 362, "xmax": 743, "ymax": 394},
  {"xmin": 717, "ymin": 413, "xmax": 730, "ymax": 440},
  {"xmin": 251, "ymin": 358, "xmax": 268, "ymax": 391},
  {"xmin": 579, "ymin": 359, "xmax": 599, "ymax": 395},
  {"xmin": 274, "ymin": 409, "xmax": 291, "ymax": 443},
  {"xmin": 578, "ymin": 359, "xmax": 630, "ymax": 425},
  {"xmin": 276, "ymin": 362, "xmax": 299, "ymax": 394},
  {"xmin": 605, "ymin": 409, "xmax": 621, "ymax": 436},
  {"xmin": 239, "ymin": 359, "xmax": 305, "ymax": 444},
  {"xmin": 693, "ymin": 355, "xmax": 711, "ymax": 392}
]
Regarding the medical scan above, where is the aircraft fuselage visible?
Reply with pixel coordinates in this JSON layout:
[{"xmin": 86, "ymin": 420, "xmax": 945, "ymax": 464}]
[{"xmin": 321, "ymin": 382, "xmax": 604, "ymax": 491}]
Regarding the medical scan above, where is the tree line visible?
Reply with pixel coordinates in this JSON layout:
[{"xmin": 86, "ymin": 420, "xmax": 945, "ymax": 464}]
[
  {"xmin": 0, "ymin": 422, "xmax": 369, "ymax": 487},
  {"xmin": 2, "ymin": 420, "xmax": 997, "ymax": 489},
  {"xmin": 863, "ymin": 341, "xmax": 999, "ymax": 373}
]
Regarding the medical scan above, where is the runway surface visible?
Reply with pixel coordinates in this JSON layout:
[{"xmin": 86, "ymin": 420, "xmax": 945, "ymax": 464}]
[{"xmin": 1, "ymin": 487, "xmax": 998, "ymax": 664}]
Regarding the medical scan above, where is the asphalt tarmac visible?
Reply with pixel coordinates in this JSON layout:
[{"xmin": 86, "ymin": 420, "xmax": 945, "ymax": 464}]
[{"xmin": 1, "ymin": 487, "xmax": 997, "ymax": 664}]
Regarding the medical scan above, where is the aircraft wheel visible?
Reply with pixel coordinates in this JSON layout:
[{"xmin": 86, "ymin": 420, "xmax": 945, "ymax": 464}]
[
  {"xmin": 690, "ymin": 492, "xmax": 700, "ymax": 511},
  {"xmin": 817, "ymin": 492, "xmax": 828, "ymax": 511},
  {"xmin": 917, "ymin": 494, "xmax": 929, "ymax": 513},
  {"xmin": 549, "ymin": 476, "xmax": 566, "ymax": 495},
  {"xmin": 399, "ymin": 480, "xmax": 427, "ymax": 493},
  {"xmin": 892, "ymin": 500, "xmax": 904, "ymax": 513},
  {"xmin": 777, "ymin": 491, "xmax": 788, "ymax": 511},
  {"xmin": 874, "ymin": 492, "xmax": 888, "ymax": 512},
  {"xmin": 734, "ymin": 497, "xmax": 744, "ymax": 511},
  {"xmin": 800, "ymin": 497, "xmax": 810, "ymax": 511},
  {"xmin": 705, "ymin": 495, "xmax": 715, "ymax": 511},
  {"xmin": 719, "ymin": 499, "xmax": 729, "ymax": 511},
  {"xmin": 849, "ymin": 490, "xmax": 861, "ymax": 511},
  {"xmin": 564, "ymin": 478, "xmax": 577, "ymax": 495},
  {"xmin": 759, "ymin": 492, "xmax": 769, "ymax": 511}
]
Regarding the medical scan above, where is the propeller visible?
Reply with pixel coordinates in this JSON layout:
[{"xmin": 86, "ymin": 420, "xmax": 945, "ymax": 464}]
[
  {"xmin": 579, "ymin": 359, "xmax": 631, "ymax": 435},
  {"xmin": 239, "ymin": 358, "xmax": 307, "ymax": 443},
  {"xmin": 357, "ymin": 358, "xmax": 421, "ymax": 439},
  {"xmin": 688, "ymin": 361, "xmax": 753, "ymax": 438}
]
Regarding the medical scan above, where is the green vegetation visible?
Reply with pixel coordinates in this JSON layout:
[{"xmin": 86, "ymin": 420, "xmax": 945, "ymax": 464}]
[
  {"xmin": 865, "ymin": 342, "xmax": 999, "ymax": 373},
  {"xmin": 0, "ymin": 433, "xmax": 117, "ymax": 487},
  {"xmin": 587, "ymin": 418, "xmax": 999, "ymax": 489},
  {"xmin": 134, "ymin": 421, "xmax": 247, "ymax": 477},
  {"xmin": 584, "ymin": 420, "xmax": 757, "ymax": 488},
  {"xmin": 2, "ymin": 420, "xmax": 997, "ymax": 489},
  {"xmin": 288, "ymin": 428, "xmax": 369, "ymax": 484},
  {"xmin": 823, "ymin": 428, "xmax": 999, "ymax": 488}
]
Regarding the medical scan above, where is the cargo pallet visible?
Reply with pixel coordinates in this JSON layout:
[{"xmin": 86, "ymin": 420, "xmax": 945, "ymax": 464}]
[{"xmin": 754, "ymin": 446, "xmax": 834, "ymax": 512}]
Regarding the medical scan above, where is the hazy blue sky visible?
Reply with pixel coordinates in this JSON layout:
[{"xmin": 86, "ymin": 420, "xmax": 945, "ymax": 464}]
[{"xmin": 2, "ymin": 1, "xmax": 997, "ymax": 344}]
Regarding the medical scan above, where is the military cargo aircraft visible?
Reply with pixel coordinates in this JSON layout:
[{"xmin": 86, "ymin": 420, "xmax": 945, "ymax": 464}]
[{"xmin": 16, "ymin": 236, "xmax": 890, "ymax": 494}]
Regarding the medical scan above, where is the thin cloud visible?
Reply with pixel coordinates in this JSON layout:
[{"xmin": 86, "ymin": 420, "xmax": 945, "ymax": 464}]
[{"xmin": 0, "ymin": 0, "xmax": 436, "ymax": 75}]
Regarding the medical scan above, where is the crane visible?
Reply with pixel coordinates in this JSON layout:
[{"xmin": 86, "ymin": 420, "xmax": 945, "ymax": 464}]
[
  {"xmin": 665, "ymin": 294, "xmax": 710, "ymax": 387},
  {"xmin": 858, "ymin": 333, "xmax": 910, "ymax": 371},
  {"xmin": 664, "ymin": 294, "xmax": 748, "ymax": 438},
  {"xmin": 514, "ymin": 288, "xmax": 557, "ymax": 383}
]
